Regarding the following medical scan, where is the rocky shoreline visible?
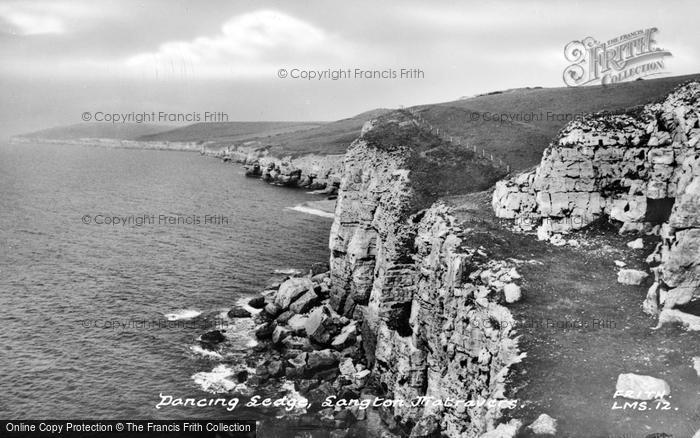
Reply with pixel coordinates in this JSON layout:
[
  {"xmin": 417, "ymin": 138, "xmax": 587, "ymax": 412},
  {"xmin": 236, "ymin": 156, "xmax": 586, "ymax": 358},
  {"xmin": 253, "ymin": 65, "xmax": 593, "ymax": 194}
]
[
  {"xmin": 203, "ymin": 144, "xmax": 344, "ymax": 195},
  {"xmin": 197, "ymin": 264, "xmax": 385, "ymax": 437}
]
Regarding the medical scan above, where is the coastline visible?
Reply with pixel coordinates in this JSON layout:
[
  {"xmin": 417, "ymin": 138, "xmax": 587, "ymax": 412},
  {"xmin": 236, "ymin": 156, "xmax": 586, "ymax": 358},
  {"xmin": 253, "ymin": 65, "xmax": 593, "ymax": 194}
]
[{"xmin": 9, "ymin": 136, "xmax": 203, "ymax": 152}]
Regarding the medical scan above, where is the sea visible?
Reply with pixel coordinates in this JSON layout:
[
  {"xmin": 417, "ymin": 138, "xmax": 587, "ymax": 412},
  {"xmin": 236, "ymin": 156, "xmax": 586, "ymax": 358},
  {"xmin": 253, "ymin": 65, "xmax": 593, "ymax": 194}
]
[{"xmin": 0, "ymin": 142, "xmax": 333, "ymax": 420}]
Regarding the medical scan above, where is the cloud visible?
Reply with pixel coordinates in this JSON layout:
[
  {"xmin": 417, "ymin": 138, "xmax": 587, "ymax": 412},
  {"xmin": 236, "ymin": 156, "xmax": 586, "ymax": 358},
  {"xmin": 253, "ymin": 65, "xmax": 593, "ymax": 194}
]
[
  {"xmin": 125, "ymin": 9, "xmax": 352, "ymax": 79},
  {"xmin": 0, "ymin": 4, "xmax": 64, "ymax": 35},
  {"xmin": 0, "ymin": 1, "xmax": 107, "ymax": 35}
]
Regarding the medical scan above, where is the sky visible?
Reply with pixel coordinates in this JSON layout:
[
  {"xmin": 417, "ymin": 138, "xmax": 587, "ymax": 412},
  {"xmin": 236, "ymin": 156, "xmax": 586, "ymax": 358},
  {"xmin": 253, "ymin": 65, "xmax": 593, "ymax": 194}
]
[{"xmin": 0, "ymin": 0, "xmax": 699, "ymax": 136}]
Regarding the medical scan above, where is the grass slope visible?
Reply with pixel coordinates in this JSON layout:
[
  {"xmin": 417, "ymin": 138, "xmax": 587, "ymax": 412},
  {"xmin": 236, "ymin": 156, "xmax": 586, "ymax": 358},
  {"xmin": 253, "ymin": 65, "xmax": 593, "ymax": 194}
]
[
  {"xmin": 136, "ymin": 121, "xmax": 325, "ymax": 143},
  {"xmin": 412, "ymin": 73, "xmax": 700, "ymax": 171}
]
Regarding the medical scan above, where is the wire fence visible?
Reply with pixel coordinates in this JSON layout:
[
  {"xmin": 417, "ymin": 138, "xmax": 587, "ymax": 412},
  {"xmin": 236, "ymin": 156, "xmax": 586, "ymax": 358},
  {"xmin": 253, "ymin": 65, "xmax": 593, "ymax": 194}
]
[{"xmin": 399, "ymin": 107, "xmax": 511, "ymax": 173}]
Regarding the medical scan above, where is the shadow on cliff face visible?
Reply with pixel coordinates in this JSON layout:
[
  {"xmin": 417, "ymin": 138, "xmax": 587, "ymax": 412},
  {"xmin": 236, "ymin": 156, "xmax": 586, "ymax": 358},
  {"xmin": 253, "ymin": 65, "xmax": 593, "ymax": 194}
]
[{"xmin": 448, "ymin": 191, "xmax": 700, "ymax": 438}]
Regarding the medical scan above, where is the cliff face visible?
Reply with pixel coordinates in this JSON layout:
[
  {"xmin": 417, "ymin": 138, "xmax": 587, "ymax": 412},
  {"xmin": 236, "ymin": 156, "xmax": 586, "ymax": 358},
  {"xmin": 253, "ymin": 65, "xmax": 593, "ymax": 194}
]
[
  {"xmin": 205, "ymin": 143, "xmax": 344, "ymax": 191},
  {"xmin": 329, "ymin": 114, "xmax": 523, "ymax": 436},
  {"xmin": 492, "ymin": 82, "xmax": 700, "ymax": 323}
]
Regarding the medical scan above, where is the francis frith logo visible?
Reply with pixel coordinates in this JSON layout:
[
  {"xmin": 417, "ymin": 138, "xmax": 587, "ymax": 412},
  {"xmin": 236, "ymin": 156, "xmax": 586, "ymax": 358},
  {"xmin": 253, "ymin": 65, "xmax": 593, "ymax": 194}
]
[{"xmin": 563, "ymin": 28, "xmax": 672, "ymax": 86}]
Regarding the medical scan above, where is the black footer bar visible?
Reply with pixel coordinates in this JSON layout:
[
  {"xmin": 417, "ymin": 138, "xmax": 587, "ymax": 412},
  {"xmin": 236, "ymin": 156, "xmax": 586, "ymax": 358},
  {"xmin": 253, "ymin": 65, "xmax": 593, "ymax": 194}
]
[{"xmin": 1, "ymin": 420, "xmax": 256, "ymax": 437}]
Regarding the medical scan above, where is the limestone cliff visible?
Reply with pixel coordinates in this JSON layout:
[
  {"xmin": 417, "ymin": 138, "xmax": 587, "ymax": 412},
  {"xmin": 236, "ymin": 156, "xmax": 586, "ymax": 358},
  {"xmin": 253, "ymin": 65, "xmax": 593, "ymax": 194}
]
[
  {"xmin": 328, "ymin": 113, "xmax": 523, "ymax": 436},
  {"xmin": 492, "ymin": 82, "xmax": 700, "ymax": 324},
  {"xmin": 205, "ymin": 143, "xmax": 344, "ymax": 191}
]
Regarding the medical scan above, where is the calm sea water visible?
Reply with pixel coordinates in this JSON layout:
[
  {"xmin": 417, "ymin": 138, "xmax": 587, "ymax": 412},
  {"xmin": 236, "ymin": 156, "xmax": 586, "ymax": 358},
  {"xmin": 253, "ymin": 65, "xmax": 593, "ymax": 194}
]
[{"xmin": 0, "ymin": 142, "xmax": 332, "ymax": 419}]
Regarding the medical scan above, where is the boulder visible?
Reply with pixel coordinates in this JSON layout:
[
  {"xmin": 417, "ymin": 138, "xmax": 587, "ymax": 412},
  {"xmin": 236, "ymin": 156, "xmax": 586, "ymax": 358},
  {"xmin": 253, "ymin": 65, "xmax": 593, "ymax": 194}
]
[
  {"xmin": 307, "ymin": 349, "xmax": 340, "ymax": 374},
  {"xmin": 275, "ymin": 277, "xmax": 314, "ymax": 309},
  {"xmin": 252, "ymin": 310, "xmax": 272, "ymax": 325},
  {"xmin": 339, "ymin": 358, "xmax": 356, "ymax": 376},
  {"xmin": 304, "ymin": 306, "xmax": 326, "ymax": 333},
  {"xmin": 264, "ymin": 303, "xmax": 282, "ymax": 318},
  {"xmin": 247, "ymin": 296, "xmax": 266, "ymax": 309},
  {"xmin": 254, "ymin": 322, "xmax": 275, "ymax": 339},
  {"xmin": 285, "ymin": 352, "xmax": 308, "ymax": 379},
  {"xmin": 315, "ymin": 367, "xmax": 340, "ymax": 382},
  {"xmin": 288, "ymin": 314, "xmax": 309, "ymax": 332},
  {"xmin": 200, "ymin": 330, "xmax": 226, "ymax": 344},
  {"xmin": 537, "ymin": 224, "xmax": 552, "ymax": 241},
  {"xmin": 508, "ymin": 267, "xmax": 521, "ymax": 280},
  {"xmin": 305, "ymin": 305, "xmax": 344, "ymax": 345},
  {"xmin": 331, "ymin": 323, "xmax": 358, "ymax": 350},
  {"xmin": 617, "ymin": 269, "xmax": 649, "ymax": 285},
  {"xmin": 354, "ymin": 369, "xmax": 371, "ymax": 387},
  {"xmin": 549, "ymin": 234, "xmax": 566, "ymax": 246},
  {"xmin": 275, "ymin": 310, "xmax": 293, "ymax": 324},
  {"xmin": 627, "ymin": 238, "xmax": 644, "ymax": 249},
  {"xmin": 503, "ymin": 283, "xmax": 522, "ymax": 303},
  {"xmin": 282, "ymin": 336, "xmax": 313, "ymax": 352},
  {"xmin": 272, "ymin": 325, "xmax": 290, "ymax": 344},
  {"xmin": 480, "ymin": 419, "xmax": 522, "ymax": 438},
  {"xmin": 694, "ymin": 357, "xmax": 700, "ymax": 377},
  {"xmin": 615, "ymin": 373, "xmax": 670, "ymax": 400},
  {"xmin": 317, "ymin": 282, "xmax": 331, "ymax": 297},
  {"xmin": 654, "ymin": 308, "xmax": 700, "ymax": 331},
  {"xmin": 289, "ymin": 290, "xmax": 320, "ymax": 314},
  {"xmin": 528, "ymin": 414, "xmax": 557, "ymax": 435},
  {"xmin": 228, "ymin": 306, "xmax": 251, "ymax": 318},
  {"xmin": 267, "ymin": 360, "xmax": 285, "ymax": 378}
]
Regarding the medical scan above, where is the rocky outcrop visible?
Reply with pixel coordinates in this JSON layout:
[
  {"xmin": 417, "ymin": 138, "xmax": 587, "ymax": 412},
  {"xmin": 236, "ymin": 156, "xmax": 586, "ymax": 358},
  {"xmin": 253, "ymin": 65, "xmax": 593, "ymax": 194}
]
[
  {"xmin": 257, "ymin": 153, "xmax": 343, "ymax": 191},
  {"xmin": 644, "ymin": 170, "xmax": 700, "ymax": 317},
  {"xmin": 328, "ymin": 113, "xmax": 523, "ymax": 436},
  {"xmin": 492, "ymin": 82, "xmax": 700, "ymax": 320},
  {"xmin": 204, "ymin": 143, "xmax": 344, "ymax": 192}
]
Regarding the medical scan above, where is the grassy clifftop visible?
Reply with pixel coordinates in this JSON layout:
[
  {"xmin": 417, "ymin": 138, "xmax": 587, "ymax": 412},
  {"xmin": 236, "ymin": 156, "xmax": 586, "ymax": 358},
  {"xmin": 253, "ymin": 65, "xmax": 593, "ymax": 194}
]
[
  {"xmin": 217, "ymin": 108, "xmax": 391, "ymax": 157},
  {"xmin": 413, "ymin": 73, "xmax": 700, "ymax": 170},
  {"xmin": 136, "ymin": 121, "xmax": 324, "ymax": 143}
]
